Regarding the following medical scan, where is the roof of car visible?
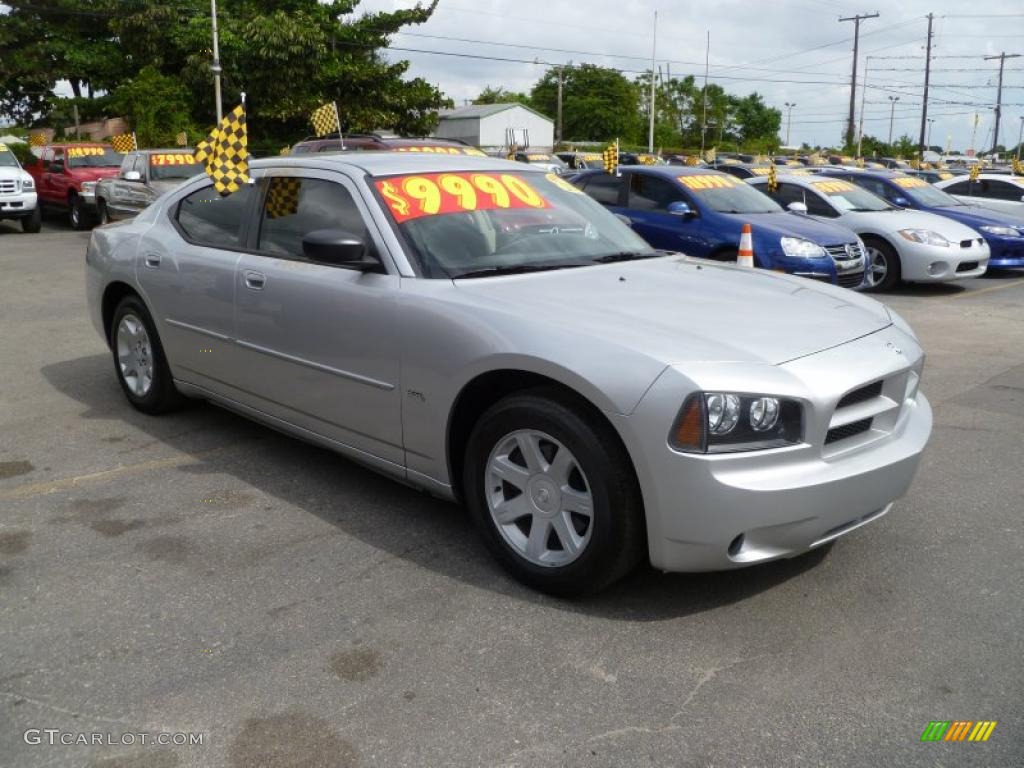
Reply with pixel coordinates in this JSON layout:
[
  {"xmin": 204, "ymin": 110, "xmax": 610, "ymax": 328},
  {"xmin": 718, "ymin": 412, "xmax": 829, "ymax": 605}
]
[
  {"xmin": 817, "ymin": 167, "xmax": 903, "ymax": 179},
  {"xmin": 249, "ymin": 152, "xmax": 528, "ymax": 177}
]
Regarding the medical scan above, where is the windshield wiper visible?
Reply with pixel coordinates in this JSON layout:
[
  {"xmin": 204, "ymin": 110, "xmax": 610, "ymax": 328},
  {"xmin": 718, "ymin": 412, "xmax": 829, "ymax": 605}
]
[
  {"xmin": 591, "ymin": 250, "xmax": 661, "ymax": 264},
  {"xmin": 453, "ymin": 263, "xmax": 590, "ymax": 279}
]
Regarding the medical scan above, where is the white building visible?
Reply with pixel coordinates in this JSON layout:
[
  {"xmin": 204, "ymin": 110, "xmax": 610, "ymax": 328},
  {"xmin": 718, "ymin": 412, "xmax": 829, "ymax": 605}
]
[{"xmin": 435, "ymin": 103, "xmax": 555, "ymax": 152}]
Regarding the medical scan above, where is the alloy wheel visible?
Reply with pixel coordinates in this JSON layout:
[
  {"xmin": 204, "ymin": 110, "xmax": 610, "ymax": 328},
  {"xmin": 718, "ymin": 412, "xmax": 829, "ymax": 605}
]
[
  {"xmin": 865, "ymin": 246, "xmax": 888, "ymax": 288},
  {"xmin": 485, "ymin": 429, "xmax": 594, "ymax": 567},
  {"xmin": 116, "ymin": 314, "xmax": 154, "ymax": 396}
]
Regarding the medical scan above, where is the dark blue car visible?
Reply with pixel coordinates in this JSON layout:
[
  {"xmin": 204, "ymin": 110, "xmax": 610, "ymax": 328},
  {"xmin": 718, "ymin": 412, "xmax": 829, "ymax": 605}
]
[
  {"xmin": 816, "ymin": 168, "xmax": 1024, "ymax": 269},
  {"xmin": 572, "ymin": 166, "xmax": 867, "ymax": 288}
]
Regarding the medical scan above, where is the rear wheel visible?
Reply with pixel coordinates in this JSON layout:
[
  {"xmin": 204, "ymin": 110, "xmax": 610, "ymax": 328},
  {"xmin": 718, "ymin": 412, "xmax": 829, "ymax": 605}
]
[
  {"xmin": 862, "ymin": 237, "xmax": 901, "ymax": 292},
  {"xmin": 21, "ymin": 206, "xmax": 41, "ymax": 233},
  {"xmin": 69, "ymin": 193, "xmax": 90, "ymax": 230},
  {"xmin": 96, "ymin": 198, "xmax": 110, "ymax": 225},
  {"xmin": 463, "ymin": 389, "xmax": 645, "ymax": 596},
  {"xmin": 110, "ymin": 295, "xmax": 183, "ymax": 414}
]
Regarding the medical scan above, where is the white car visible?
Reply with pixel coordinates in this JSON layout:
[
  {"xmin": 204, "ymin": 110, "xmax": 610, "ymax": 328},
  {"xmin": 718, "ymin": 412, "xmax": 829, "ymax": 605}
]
[
  {"xmin": 0, "ymin": 142, "xmax": 40, "ymax": 233},
  {"xmin": 750, "ymin": 174, "xmax": 988, "ymax": 291},
  {"xmin": 933, "ymin": 174, "xmax": 1024, "ymax": 218}
]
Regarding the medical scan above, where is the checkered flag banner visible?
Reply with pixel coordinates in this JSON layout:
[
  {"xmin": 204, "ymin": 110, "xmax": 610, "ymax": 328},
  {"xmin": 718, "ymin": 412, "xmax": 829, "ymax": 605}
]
[
  {"xmin": 176, "ymin": 131, "xmax": 188, "ymax": 147},
  {"xmin": 193, "ymin": 103, "xmax": 249, "ymax": 196},
  {"xmin": 110, "ymin": 132, "xmax": 137, "ymax": 153},
  {"xmin": 1013, "ymin": 157, "xmax": 1023, "ymax": 176},
  {"xmin": 29, "ymin": 133, "xmax": 47, "ymax": 147},
  {"xmin": 767, "ymin": 162, "xmax": 778, "ymax": 193},
  {"xmin": 310, "ymin": 102, "xmax": 340, "ymax": 138},
  {"xmin": 969, "ymin": 163, "xmax": 980, "ymax": 182},
  {"xmin": 265, "ymin": 178, "xmax": 301, "ymax": 219},
  {"xmin": 602, "ymin": 140, "xmax": 619, "ymax": 176}
]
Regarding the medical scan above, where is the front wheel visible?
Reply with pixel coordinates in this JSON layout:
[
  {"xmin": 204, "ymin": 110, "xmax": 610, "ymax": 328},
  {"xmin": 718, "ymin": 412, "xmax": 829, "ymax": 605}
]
[
  {"xmin": 69, "ymin": 193, "xmax": 90, "ymax": 230},
  {"xmin": 862, "ymin": 238, "xmax": 901, "ymax": 292},
  {"xmin": 110, "ymin": 295, "xmax": 183, "ymax": 414},
  {"xmin": 22, "ymin": 206, "xmax": 42, "ymax": 233},
  {"xmin": 463, "ymin": 389, "xmax": 645, "ymax": 596},
  {"xmin": 96, "ymin": 198, "xmax": 111, "ymax": 225}
]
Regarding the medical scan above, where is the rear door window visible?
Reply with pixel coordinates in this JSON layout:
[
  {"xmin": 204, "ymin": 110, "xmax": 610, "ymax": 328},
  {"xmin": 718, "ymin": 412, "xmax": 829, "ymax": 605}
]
[
  {"xmin": 176, "ymin": 183, "xmax": 257, "ymax": 248},
  {"xmin": 627, "ymin": 174, "xmax": 686, "ymax": 212},
  {"xmin": 579, "ymin": 174, "xmax": 623, "ymax": 206}
]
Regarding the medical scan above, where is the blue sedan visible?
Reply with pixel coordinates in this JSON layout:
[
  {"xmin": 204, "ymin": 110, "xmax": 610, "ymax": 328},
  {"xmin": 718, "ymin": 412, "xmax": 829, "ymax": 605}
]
[
  {"xmin": 572, "ymin": 166, "xmax": 867, "ymax": 288},
  {"xmin": 816, "ymin": 168, "xmax": 1024, "ymax": 269}
]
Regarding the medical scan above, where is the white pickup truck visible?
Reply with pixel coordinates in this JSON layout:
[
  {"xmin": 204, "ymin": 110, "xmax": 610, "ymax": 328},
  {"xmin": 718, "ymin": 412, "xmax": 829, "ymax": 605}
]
[{"xmin": 0, "ymin": 143, "xmax": 41, "ymax": 233}]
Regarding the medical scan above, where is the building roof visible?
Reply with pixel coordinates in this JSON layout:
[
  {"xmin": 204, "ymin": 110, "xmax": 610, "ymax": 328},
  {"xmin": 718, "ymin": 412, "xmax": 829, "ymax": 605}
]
[{"xmin": 439, "ymin": 103, "xmax": 553, "ymax": 124}]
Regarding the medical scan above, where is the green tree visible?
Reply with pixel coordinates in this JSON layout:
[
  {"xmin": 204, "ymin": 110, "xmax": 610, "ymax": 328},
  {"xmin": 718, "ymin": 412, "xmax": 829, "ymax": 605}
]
[
  {"xmin": 473, "ymin": 86, "xmax": 532, "ymax": 106},
  {"xmin": 731, "ymin": 92, "xmax": 781, "ymax": 147},
  {"xmin": 111, "ymin": 66, "xmax": 195, "ymax": 147},
  {"xmin": 531, "ymin": 64, "xmax": 641, "ymax": 142}
]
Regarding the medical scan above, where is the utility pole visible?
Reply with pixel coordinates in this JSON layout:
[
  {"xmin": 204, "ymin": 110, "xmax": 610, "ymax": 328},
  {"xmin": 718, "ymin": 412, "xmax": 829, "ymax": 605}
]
[
  {"xmin": 700, "ymin": 30, "xmax": 710, "ymax": 157},
  {"xmin": 784, "ymin": 102, "xmax": 796, "ymax": 146},
  {"xmin": 648, "ymin": 10, "xmax": 658, "ymax": 154},
  {"xmin": 840, "ymin": 11, "xmax": 879, "ymax": 149},
  {"xmin": 555, "ymin": 66, "xmax": 563, "ymax": 146},
  {"xmin": 211, "ymin": 0, "xmax": 223, "ymax": 122},
  {"xmin": 887, "ymin": 95, "xmax": 899, "ymax": 145},
  {"xmin": 1017, "ymin": 116, "xmax": 1024, "ymax": 162},
  {"xmin": 918, "ymin": 12, "xmax": 933, "ymax": 157},
  {"xmin": 984, "ymin": 51, "xmax": 1021, "ymax": 155}
]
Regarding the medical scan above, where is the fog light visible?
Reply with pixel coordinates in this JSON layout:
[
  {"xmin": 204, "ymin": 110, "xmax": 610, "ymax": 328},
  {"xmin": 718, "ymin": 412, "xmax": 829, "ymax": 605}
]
[
  {"xmin": 749, "ymin": 397, "xmax": 780, "ymax": 432},
  {"xmin": 706, "ymin": 393, "xmax": 740, "ymax": 435}
]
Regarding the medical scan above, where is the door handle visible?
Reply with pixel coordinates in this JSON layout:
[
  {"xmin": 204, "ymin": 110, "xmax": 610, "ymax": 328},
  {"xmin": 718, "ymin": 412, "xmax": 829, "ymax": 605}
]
[
  {"xmin": 144, "ymin": 254, "xmax": 161, "ymax": 268},
  {"xmin": 244, "ymin": 270, "xmax": 266, "ymax": 290}
]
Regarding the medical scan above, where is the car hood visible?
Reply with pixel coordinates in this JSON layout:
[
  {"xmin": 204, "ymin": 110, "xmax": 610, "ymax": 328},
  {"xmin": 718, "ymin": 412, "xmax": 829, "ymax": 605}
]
[
  {"xmin": 69, "ymin": 167, "xmax": 120, "ymax": 182},
  {"xmin": 0, "ymin": 166, "xmax": 31, "ymax": 182},
  {"xmin": 925, "ymin": 203, "xmax": 1024, "ymax": 228},
  {"xmin": 843, "ymin": 207, "xmax": 985, "ymax": 240},
  {"xmin": 729, "ymin": 211, "xmax": 855, "ymax": 244},
  {"xmin": 454, "ymin": 256, "xmax": 891, "ymax": 366}
]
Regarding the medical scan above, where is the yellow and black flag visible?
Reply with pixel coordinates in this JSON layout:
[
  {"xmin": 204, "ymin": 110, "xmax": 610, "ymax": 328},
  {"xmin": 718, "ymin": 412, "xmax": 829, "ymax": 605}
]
[
  {"xmin": 969, "ymin": 162, "xmax": 980, "ymax": 182},
  {"xmin": 311, "ymin": 102, "xmax": 341, "ymax": 137},
  {"xmin": 265, "ymin": 178, "xmax": 302, "ymax": 219},
  {"xmin": 110, "ymin": 132, "xmax": 137, "ymax": 153},
  {"xmin": 193, "ymin": 103, "xmax": 249, "ymax": 195},
  {"xmin": 176, "ymin": 131, "xmax": 188, "ymax": 147},
  {"xmin": 29, "ymin": 133, "xmax": 47, "ymax": 148},
  {"xmin": 602, "ymin": 139, "xmax": 619, "ymax": 175},
  {"xmin": 767, "ymin": 162, "xmax": 779, "ymax": 193}
]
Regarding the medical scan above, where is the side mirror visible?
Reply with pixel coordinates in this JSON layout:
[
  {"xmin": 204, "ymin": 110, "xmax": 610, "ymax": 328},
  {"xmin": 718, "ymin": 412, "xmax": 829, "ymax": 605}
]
[
  {"xmin": 301, "ymin": 229, "xmax": 380, "ymax": 270},
  {"xmin": 893, "ymin": 196, "xmax": 910, "ymax": 207},
  {"xmin": 667, "ymin": 201, "xmax": 695, "ymax": 217},
  {"xmin": 787, "ymin": 201, "xmax": 809, "ymax": 213},
  {"xmin": 614, "ymin": 213, "xmax": 633, "ymax": 229},
  {"xmin": 123, "ymin": 170, "xmax": 142, "ymax": 181}
]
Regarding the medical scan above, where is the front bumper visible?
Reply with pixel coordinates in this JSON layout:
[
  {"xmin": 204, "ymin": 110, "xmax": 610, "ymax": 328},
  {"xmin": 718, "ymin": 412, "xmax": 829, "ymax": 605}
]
[
  {"xmin": 0, "ymin": 191, "xmax": 38, "ymax": 219},
  {"xmin": 898, "ymin": 237, "xmax": 990, "ymax": 281},
  {"xmin": 987, "ymin": 238, "xmax": 1024, "ymax": 268},
  {"xmin": 618, "ymin": 325, "xmax": 931, "ymax": 572}
]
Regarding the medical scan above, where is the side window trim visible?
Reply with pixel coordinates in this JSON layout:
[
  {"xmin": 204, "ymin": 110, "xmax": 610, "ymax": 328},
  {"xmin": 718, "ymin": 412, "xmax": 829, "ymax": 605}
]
[{"xmin": 170, "ymin": 178, "xmax": 262, "ymax": 253}]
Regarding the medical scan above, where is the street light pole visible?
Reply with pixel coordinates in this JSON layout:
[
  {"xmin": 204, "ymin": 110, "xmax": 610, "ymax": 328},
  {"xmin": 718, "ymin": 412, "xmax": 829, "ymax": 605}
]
[
  {"xmin": 887, "ymin": 96, "xmax": 899, "ymax": 145},
  {"xmin": 926, "ymin": 118, "xmax": 935, "ymax": 151},
  {"xmin": 1017, "ymin": 116, "xmax": 1024, "ymax": 162},
  {"xmin": 211, "ymin": 0, "xmax": 223, "ymax": 122},
  {"xmin": 784, "ymin": 102, "xmax": 796, "ymax": 146},
  {"xmin": 648, "ymin": 10, "xmax": 657, "ymax": 154}
]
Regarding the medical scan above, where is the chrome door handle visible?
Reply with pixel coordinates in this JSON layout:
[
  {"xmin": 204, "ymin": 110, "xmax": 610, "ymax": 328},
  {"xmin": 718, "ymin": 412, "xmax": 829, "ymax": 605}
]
[
  {"xmin": 144, "ymin": 254, "xmax": 161, "ymax": 268},
  {"xmin": 244, "ymin": 270, "xmax": 266, "ymax": 290}
]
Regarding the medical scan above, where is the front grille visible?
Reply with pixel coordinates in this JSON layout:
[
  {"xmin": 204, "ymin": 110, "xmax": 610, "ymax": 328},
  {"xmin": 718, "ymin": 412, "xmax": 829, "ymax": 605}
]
[
  {"xmin": 956, "ymin": 261, "xmax": 979, "ymax": 273},
  {"xmin": 836, "ymin": 380, "xmax": 883, "ymax": 409},
  {"xmin": 0, "ymin": 180, "xmax": 16, "ymax": 194},
  {"xmin": 824, "ymin": 243, "xmax": 864, "ymax": 262},
  {"xmin": 837, "ymin": 271, "xmax": 864, "ymax": 289},
  {"xmin": 826, "ymin": 418, "xmax": 873, "ymax": 444}
]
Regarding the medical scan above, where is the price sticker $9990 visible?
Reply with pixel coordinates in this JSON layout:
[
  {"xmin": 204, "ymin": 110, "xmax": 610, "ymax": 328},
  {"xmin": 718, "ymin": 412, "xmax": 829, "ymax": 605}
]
[{"xmin": 375, "ymin": 172, "xmax": 551, "ymax": 224}]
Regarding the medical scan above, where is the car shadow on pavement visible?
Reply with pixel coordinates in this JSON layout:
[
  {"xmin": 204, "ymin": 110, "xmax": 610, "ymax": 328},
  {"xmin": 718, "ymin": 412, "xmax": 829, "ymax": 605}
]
[{"xmin": 40, "ymin": 353, "xmax": 832, "ymax": 621}]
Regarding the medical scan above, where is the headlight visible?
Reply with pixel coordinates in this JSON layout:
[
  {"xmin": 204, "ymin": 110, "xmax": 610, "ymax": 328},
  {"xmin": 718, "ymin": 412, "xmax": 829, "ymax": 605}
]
[
  {"xmin": 80, "ymin": 181, "xmax": 97, "ymax": 193},
  {"xmin": 898, "ymin": 229, "xmax": 949, "ymax": 247},
  {"xmin": 669, "ymin": 392, "xmax": 803, "ymax": 453},
  {"xmin": 978, "ymin": 225, "xmax": 1022, "ymax": 237},
  {"xmin": 21, "ymin": 177, "xmax": 34, "ymax": 190},
  {"xmin": 780, "ymin": 236, "xmax": 826, "ymax": 258}
]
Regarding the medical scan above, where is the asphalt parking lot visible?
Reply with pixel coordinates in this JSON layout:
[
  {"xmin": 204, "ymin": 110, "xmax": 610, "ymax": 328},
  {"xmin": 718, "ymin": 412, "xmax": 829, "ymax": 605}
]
[{"xmin": 2, "ymin": 218, "xmax": 1022, "ymax": 767}]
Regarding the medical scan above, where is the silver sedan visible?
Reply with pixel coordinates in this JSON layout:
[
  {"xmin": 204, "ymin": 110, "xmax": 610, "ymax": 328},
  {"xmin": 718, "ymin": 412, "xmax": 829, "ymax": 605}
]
[
  {"xmin": 750, "ymin": 174, "xmax": 989, "ymax": 290},
  {"xmin": 85, "ymin": 153, "xmax": 932, "ymax": 594}
]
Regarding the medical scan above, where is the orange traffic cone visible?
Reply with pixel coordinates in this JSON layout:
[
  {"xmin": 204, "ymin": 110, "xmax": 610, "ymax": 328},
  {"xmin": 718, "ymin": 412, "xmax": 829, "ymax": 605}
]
[{"xmin": 737, "ymin": 223, "xmax": 755, "ymax": 268}]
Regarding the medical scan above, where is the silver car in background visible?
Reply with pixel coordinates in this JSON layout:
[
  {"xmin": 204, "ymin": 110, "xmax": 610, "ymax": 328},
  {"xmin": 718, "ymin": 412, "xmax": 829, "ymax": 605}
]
[
  {"xmin": 933, "ymin": 174, "xmax": 1024, "ymax": 218},
  {"xmin": 85, "ymin": 153, "xmax": 932, "ymax": 595},
  {"xmin": 95, "ymin": 149, "xmax": 204, "ymax": 223},
  {"xmin": 750, "ymin": 173, "xmax": 989, "ymax": 291}
]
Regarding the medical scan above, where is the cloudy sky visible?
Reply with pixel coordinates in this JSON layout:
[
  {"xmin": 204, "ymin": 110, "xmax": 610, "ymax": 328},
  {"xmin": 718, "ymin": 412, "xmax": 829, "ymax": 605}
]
[{"xmin": 358, "ymin": 0, "xmax": 1024, "ymax": 151}]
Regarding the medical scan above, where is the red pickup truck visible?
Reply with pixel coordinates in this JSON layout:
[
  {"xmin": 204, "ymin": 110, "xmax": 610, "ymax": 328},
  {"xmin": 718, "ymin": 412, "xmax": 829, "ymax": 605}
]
[{"xmin": 26, "ymin": 143, "xmax": 123, "ymax": 229}]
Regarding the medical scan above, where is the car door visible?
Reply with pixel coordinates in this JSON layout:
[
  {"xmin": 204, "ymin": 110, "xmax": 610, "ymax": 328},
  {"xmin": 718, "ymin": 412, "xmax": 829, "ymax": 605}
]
[
  {"xmin": 970, "ymin": 179, "xmax": 1024, "ymax": 215},
  {"xmin": 231, "ymin": 170, "xmax": 403, "ymax": 466},
  {"xmin": 106, "ymin": 153, "xmax": 136, "ymax": 217},
  {"xmin": 624, "ymin": 172, "xmax": 706, "ymax": 255},
  {"xmin": 139, "ymin": 181, "xmax": 257, "ymax": 388},
  {"xmin": 123, "ymin": 155, "xmax": 154, "ymax": 215}
]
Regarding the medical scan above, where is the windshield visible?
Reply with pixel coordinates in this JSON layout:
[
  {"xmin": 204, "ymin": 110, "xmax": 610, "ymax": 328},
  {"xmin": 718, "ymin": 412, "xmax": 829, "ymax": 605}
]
[
  {"xmin": 67, "ymin": 146, "xmax": 122, "ymax": 168},
  {"xmin": 892, "ymin": 176, "xmax": 963, "ymax": 207},
  {"xmin": 678, "ymin": 174, "xmax": 782, "ymax": 213},
  {"xmin": 525, "ymin": 154, "xmax": 567, "ymax": 168},
  {"xmin": 0, "ymin": 146, "xmax": 19, "ymax": 167},
  {"xmin": 810, "ymin": 179, "xmax": 892, "ymax": 211},
  {"xmin": 149, "ymin": 152, "xmax": 204, "ymax": 180},
  {"xmin": 374, "ymin": 170, "xmax": 658, "ymax": 278}
]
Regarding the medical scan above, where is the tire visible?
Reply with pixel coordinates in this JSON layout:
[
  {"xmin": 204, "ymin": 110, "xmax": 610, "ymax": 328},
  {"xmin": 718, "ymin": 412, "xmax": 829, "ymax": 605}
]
[
  {"xmin": 862, "ymin": 237, "xmax": 901, "ymax": 292},
  {"xmin": 69, "ymin": 193, "xmax": 91, "ymax": 230},
  {"xmin": 463, "ymin": 388, "xmax": 645, "ymax": 596},
  {"xmin": 96, "ymin": 198, "xmax": 110, "ymax": 225},
  {"xmin": 110, "ymin": 295, "xmax": 183, "ymax": 414},
  {"xmin": 714, "ymin": 247, "xmax": 739, "ymax": 263},
  {"xmin": 21, "ymin": 206, "xmax": 41, "ymax": 233}
]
